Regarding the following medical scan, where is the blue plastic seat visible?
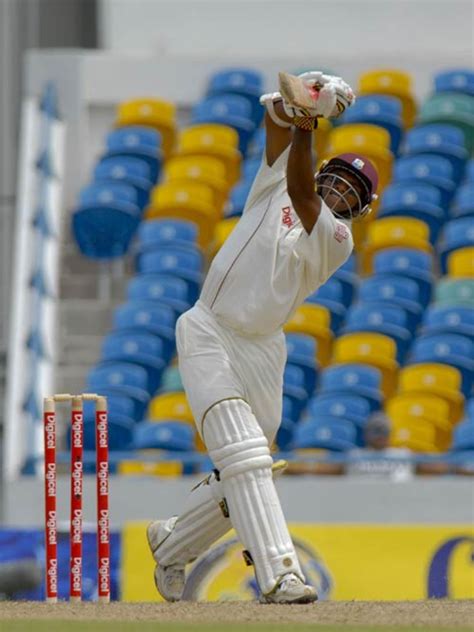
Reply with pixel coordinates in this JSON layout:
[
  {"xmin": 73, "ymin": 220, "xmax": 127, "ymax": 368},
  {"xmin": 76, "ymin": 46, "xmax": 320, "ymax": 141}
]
[
  {"xmin": 112, "ymin": 302, "xmax": 176, "ymax": 360},
  {"xmin": 373, "ymin": 248, "xmax": 433, "ymax": 307},
  {"xmin": 137, "ymin": 219, "xmax": 199, "ymax": 256},
  {"xmin": 358, "ymin": 275, "xmax": 423, "ymax": 329},
  {"xmin": 341, "ymin": 303, "xmax": 411, "ymax": 363},
  {"xmin": 467, "ymin": 398, "xmax": 474, "ymax": 421},
  {"xmin": 306, "ymin": 277, "xmax": 347, "ymax": 332},
  {"xmin": 306, "ymin": 393, "xmax": 372, "ymax": 446},
  {"xmin": 225, "ymin": 178, "xmax": 253, "ymax": 217},
  {"xmin": 378, "ymin": 182, "xmax": 445, "ymax": 243},
  {"xmin": 191, "ymin": 95, "xmax": 255, "ymax": 155},
  {"xmin": 137, "ymin": 246, "xmax": 203, "ymax": 286},
  {"xmin": 276, "ymin": 416, "xmax": 296, "ymax": 451},
  {"xmin": 451, "ymin": 183, "xmax": 474, "ymax": 218},
  {"xmin": 319, "ymin": 363, "xmax": 383, "ymax": 411},
  {"xmin": 393, "ymin": 154, "xmax": 456, "ymax": 208},
  {"xmin": 133, "ymin": 421, "xmax": 195, "ymax": 451},
  {"xmin": 409, "ymin": 333, "xmax": 474, "ymax": 397},
  {"xmin": 127, "ymin": 274, "xmax": 192, "ymax": 314},
  {"xmin": 242, "ymin": 157, "xmax": 263, "ymax": 181},
  {"xmin": 94, "ymin": 156, "xmax": 153, "ymax": 209},
  {"xmin": 452, "ymin": 421, "xmax": 474, "ymax": 451},
  {"xmin": 285, "ymin": 334, "xmax": 318, "ymax": 395},
  {"xmin": 422, "ymin": 305, "xmax": 474, "ymax": 339},
  {"xmin": 247, "ymin": 127, "xmax": 266, "ymax": 158},
  {"xmin": 438, "ymin": 217, "xmax": 474, "ymax": 273},
  {"xmin": 282, "ymin": 394, "xmax": 299, "ymax": 423},
  {"xmin": 82, "ymin": 392, "xmax": 137, "ymax": 421},
  {"xmin": 283, "ymin": 364, "xmax": 309, "ymax": 417},
  {"xmin": 435, "ymin": 69, "xmax": 474, "ymax": 97},
  {"xmin": 339, "ymin": 95, "xmax": 403, "ymax": 154},
  {"xmin": 79, "ymin": 182, "xmax": 138, "ymax": 207},
  {"xmin": 105, "ymin": 126, "xmax": 162, "ymax": 182},
  {"xmin": 101, "ymin": 331, "xmax": 167, "ymax": 393},
  {"xmin": 292, "ymin": 417, "xmax": 357, "ymax": 451},
  {"xmin": 402, "ymin": 124, "xmax": 468, "ymax": 183},
  {"xmin": 84, "ymin": 417, "xmax": 134, "ymax": 451},
  {"xmin": 86, "ymin": 362, "xmax": 150, "ymax": 420},
  {"xmin": 206, "ymin": 68, "xmax": 264, "ymax": 125},
  {"xmin": 465, "ymin": 159, "xmax": 474, "ymax": 183}
]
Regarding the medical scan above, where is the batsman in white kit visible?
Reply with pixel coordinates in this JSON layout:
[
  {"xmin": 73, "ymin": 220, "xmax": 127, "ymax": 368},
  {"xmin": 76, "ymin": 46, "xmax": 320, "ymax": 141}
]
[{"xmin": 147, "ymin": 71, "xmax": 379, "ymax": 603}]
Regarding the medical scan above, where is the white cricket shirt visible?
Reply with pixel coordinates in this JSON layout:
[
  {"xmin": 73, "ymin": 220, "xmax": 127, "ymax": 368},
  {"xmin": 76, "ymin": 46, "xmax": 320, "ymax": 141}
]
[{"xmin": 199, "ymin": 147, "xmax": 354, "ymax": 335}]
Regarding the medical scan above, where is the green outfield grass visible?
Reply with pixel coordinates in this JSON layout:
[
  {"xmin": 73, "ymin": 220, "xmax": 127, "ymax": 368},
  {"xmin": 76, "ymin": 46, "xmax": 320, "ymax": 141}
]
[{"xmin": 3, "ymin": 623, "xmax": 472, "ymax": 632}]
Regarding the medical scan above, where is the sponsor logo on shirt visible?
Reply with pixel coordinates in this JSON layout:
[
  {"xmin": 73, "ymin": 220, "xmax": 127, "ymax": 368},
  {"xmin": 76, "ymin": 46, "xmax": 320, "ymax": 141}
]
[
  {"xmin": 281, "ymin": 206, "xmax": 294, "ymax": 228},
  {"xmin": 334, "ymin": 223, "xmax": 349, "ymax": 243}
]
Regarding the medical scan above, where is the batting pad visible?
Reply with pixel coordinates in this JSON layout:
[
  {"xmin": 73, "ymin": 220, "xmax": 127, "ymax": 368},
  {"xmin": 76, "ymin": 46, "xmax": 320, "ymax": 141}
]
[
  {"xmin": 204, "ymin": 399, "xmax": 304, "ymax": 595},
  {"xmin": 156, "ymin": 470, "xmax": 230, "ymax": 567}
]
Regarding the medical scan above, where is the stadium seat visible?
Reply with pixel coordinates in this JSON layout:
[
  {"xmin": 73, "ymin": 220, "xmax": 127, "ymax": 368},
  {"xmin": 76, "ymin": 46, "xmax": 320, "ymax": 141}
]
[
  {"xmin": 101, "ymin": 331, "xmax": 167, "ymax": 393},
  {"xmin": 206, "ymin": 67, "xmax": 264, "ymax": 125},
  {"xmin": 389, "ymin": 421, "xmax": 437, "ymax": 453},
  {"xmin": 164, "ymin": 156, "xmax": 229, "ymax": 210},
  {"xmin": 418, "ymin": 93, "xmax": 474, "ymax": 153},
  {"xmin": 79, "ymin": 182, "xmax": 138, "ymax": 207},
  {"xmin": 451, "ymin": 183, "xmax": 474, "ymax": 218},
  {"xmin": 392, "ymin": 154, "xmax": 456, "ymax": 209},
  {"xmin": 176, "ymin": 124, "xmax": 242, "ymax": 184},
  {"xmin": 284, "ymin": 304, "xmax": 333, "ymax": 366},
  {"xmin": 386, "ymin": 394, "xmax": 452, "ymax": 450},
  {"xmin": 292, "ymin": 417, "xmax": 357, "ymax": 451},
  {"xmin": 438, "ymin": 218, "xmax": 474, "ymax": 273},
  {"xmin": 83, "ymin": 417, "xmax": 134, "ymax": 452},
  {"xmin": 358, "ymin": 275, "xmax": 423, "ymax": 330},
  {"xmin": 339, "ymin": 95, "xmax": 403, "ymax": 154},
  {"xmin": 133, "ymin": 421, "xmax": 195, "ymax": 451},
  {"xmin": 127, "ymin": 274, "xmax": 192, "ymax": 314},
  {"xmin": 305, "ymin": 277, "xmax": 347, "ymax": 333},
  {"xmin": 332, "ymin": 332, "xmax": 399, "ymax": 398},
  {"xmin": 147, "ymin": 392, "xmax": 194, "ymax": 424},
  {"xmin": 465, "ymin": 159, "xmax": 474, "ymax": 182},
  {"xmin": 324, "ymin": 123, "xmax": 393, "ymax": 187},
  {"xmin": 422, "ymin": 305, "xmax": 474, "ymax": 340},
  {"xmin": 373, "ymin": 248, "xmax": 433, "ymax": 307},
  {"xmin": 452, "ymin": 421, "xmax": 474, "ymax": 451},
  {"xmin": 115, "ymin": 98, "xmax": 177, "ymax": 158},
  {"xmin": 276, "ymin": 416, "xmax": 297, "ymax": 451},
  {"xmin": 242, "ymin": 157, "xmax": 262, "ymax": 181},
  {"xmin": 248, "ymin": 126, "xmax": 266, "ymax": 158},
  {"xmin": 286, "ymin": 334, "xmax": 318, "ymax": 395},
  {"xmin": 398, "ymin": 363, "xmax": 465, "ymax": 423},
  {"xmin": 319, "ymin": 363, "xmax": 383, "ymax": 411},
  {"xmin": 448, "ymin": 247, "xmax": 474, "ymax": 278},
  {"xmin": 332, "ymin": 255, "xmax": 358, "ymax": 307},
  {"xmin": 136, "ymin": 219, "xmax": 199, "ymax": 256},
  {"xmin": 409, "ymin": 333, "xmax": 474, "ymax": 397},
  {"xmin": 361, "ymin": 217, "xmax": 432, "ymax": 274},
  {"xmin": 341, "ymin": 303, "xmax": 411, "ymax": 363},
  {"xmin": 105, "ymin": 126, "xmax": 162, "ymax": 182},
  {"xmin": 158, "ymin": 366, "xmax": 184, "ymax": 394},
  {"xmin": 212, "ymin": 217, "xmax": 239, "ymax": 256},
  {"xmin": 358, "ymin": 68, "xmax": 417, "ymax": 127},
  {"xmin": 191, "ymin": 95, "xmax": 256, "ymax": 155},
  {"xmin": 137, "ymin": 247, "xmax": 203, "ymax": 302},
  {"xmin": 146, "ymin": 181, "xmax": 219, "ymax": 248},
  {"xmin": 306, "ymin": 393, "xmax": 371, "ymax": 445},
  {"xmin": 94, "ymin": 156, "xmax": 153, "ymax": 209},
  {"xmin": 225, "ymin": 178, "xmax": 254, "ymax": 217},
  {"xmin": 112, "ymin": 301, "xmax": 176, "ymax": 358},
  {"xmin": 86, "ymin": 362, "xmax": 150, "ymax": 420},
  {"xmin": 377, "ymin": 182, "xmax": 444, "ymax": 244},
  {"xmin": 402, "ymin": 124, "xmax": 468, "ymax": 183},
  {"xmin": 434, "ymin": 69, "xmax": 474, "ymax": 97},
  {"xmin": 435, "ymin": 278, "xmax": 474, "ymax": 306}
]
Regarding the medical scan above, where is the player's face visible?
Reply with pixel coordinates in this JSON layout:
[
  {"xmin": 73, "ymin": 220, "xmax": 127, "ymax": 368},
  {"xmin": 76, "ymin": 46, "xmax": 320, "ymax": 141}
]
[{"xmin": 317, "ymin": 169, "xmax": 366, "ymax": 220}]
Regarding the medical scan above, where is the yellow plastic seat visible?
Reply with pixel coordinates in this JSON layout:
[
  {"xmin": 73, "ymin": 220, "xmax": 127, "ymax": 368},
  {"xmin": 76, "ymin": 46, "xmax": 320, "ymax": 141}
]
[
  {"xmin": 212, "ymin": 217, "xmax": 239, "ymax": 258},
  {"xmin": 115, "ymin": 98, "xmax": 177, "ymax": 157},
  {"xmin": 146, "ymin": 181, "xmax": 220, "ymax": 248},
  {"xmin": 176, "ymin": 124, "xmax": 242, "ymax": 185},
  {"xmin": 164, "ymin": 156, "xmax": 230, "ymax": 211},
  {"xmin": 332, "ymin": 332, "xmax": 399, "ymax": 397},
  {"xmin": 389, "ymin": 422, "xmax": 437, "ymax": 453},
  {"xmin": 117, "ymin": 460, "xmax": 184, "ymax": 477},
  {"xmin": 147, "ymin": 392, "xmax": 194, "ymax": 423},
  {"xmin": 448, "ymin": 247, "xmax": 474, "ymax": 278},
  {"xmin": 329, "ymin": 124, "xmax": 391, "ymax": 150},
  {"xmin": 386, "ymin": 394, "xmax": 452, "ymax": 450},
  {"xmin": 358, "ymin": 69, "xmax": 417, "ymax": 128},
  {"xmin": 361, "ymin": 217, "xmax": 432, "ymax": 274},
  {"xmin": 284, "ymin": 304, "xmax": 333, "ymax": 366},
  {"xmin": 398, "ymin": 363, "xmax": 465, "ymax": 423}
]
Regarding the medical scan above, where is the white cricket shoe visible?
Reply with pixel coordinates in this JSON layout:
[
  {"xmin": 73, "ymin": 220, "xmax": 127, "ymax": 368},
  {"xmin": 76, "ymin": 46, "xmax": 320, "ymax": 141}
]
[
  {"xmin": 146, "ymin": 518, "xmax": 185, "ymax": 602},
  {"xmin": 261, "ymin": 573, "xmax": 318, "ymax": 604}
]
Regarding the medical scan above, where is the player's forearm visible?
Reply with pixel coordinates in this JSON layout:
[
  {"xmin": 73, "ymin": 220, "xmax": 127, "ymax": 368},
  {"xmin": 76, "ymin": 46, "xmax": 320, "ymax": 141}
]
[
  {"xmin": 264, "ymin": 101, "xmax": 293, "ymax": 167},
  {"xmin": 287, "ymin": 127, "xmax": 321, "ymax": 233}
]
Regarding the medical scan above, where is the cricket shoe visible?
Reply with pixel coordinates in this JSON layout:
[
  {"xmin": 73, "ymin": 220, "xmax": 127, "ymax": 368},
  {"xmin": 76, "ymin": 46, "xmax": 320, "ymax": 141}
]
[
  {"xmin": 260, "ymin": 573, "xmax": 318, "ymax": 604},
  {"xmin": 146, "ymin": 518, "xmax": 185, "ymax": 602}
]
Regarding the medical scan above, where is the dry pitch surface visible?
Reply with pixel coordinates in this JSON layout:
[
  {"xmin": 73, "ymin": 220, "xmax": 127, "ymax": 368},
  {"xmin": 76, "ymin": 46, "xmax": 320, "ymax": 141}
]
[{"xmin": 0, "ymin": 600, "xmax": 473, "ymax": 631}]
